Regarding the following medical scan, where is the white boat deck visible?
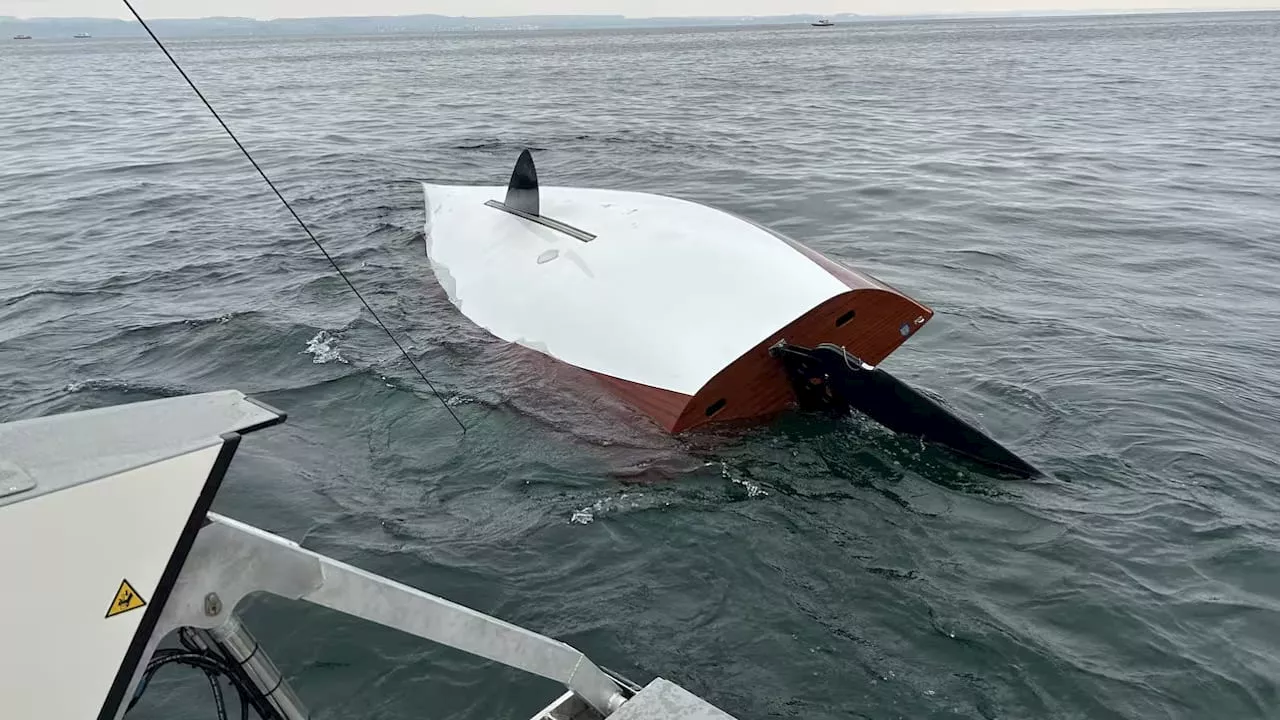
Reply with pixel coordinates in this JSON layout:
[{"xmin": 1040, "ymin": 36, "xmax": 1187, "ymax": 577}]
[
  {"xmin": 0, "ymin": 390, "xmax": 282, "ymax": 506},
  {"xmin": 0, "ymin": 391, "xmax": 746, "ymax": 720}
]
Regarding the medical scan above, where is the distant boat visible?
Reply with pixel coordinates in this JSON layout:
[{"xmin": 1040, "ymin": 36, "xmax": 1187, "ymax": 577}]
[
  {"xmin": 12, "ymin": 34, "xmax": 33, "ymax": 40},
  {"xmin": 811, "ymin": 18, "xmax": 835, "ymax": 27},
  {"xmin": 73, "ymin": 32, "xmax": 91, "ymax": 38}
]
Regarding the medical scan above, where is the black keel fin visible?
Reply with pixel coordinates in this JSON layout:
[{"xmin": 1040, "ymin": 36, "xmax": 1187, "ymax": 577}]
[
  {"xmin": 505, "ymin": 148, "xmax": 539, "ymax": 216},
  {"xmin": 484, "ymin": 149, "xmax": 597, "ymax": 243},
  {"xmin": 770, "ymin": 342, "xmax": 1040, "ymax": 479}
]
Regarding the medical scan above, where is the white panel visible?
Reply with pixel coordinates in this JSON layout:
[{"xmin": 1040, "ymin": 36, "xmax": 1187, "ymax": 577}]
[
  {"xmin": 0, "ymin": 443, "xmax": 222, "ymax": 719},
  {"xmin": 424, "ymin": 184, "xmax": 848, "ymax": 395},
  {"xmin": 0, "ymin": 390, "xmax": 278, "ymax": 508}
]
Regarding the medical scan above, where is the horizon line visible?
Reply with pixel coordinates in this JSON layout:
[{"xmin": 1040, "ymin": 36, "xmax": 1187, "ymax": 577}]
[{"xmin": 4, "ymin": 8, "xmax": 1278, "ymax": 22}]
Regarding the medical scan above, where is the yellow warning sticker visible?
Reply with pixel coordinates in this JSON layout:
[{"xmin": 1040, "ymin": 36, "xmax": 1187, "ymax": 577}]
[{"xmin": 105, "ymin": 578, "xmax": 147, "ymax": 619}]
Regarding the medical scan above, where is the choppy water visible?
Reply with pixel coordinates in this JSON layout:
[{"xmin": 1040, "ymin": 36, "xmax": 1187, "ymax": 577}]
[{"xmin": 3, "ymin": 11, "xmax": 1280, "ymax": 720}]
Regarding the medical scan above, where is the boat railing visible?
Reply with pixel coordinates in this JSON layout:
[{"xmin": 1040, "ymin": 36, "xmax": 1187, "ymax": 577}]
[{"xmin": 129, "ymin": 511, "xmax": 633, "ymax": 719}]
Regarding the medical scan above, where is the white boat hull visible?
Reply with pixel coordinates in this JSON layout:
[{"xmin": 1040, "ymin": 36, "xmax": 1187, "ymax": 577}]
[{"xmin": 422, "ymin": 152, "xmax": 933, "ymax": 432}]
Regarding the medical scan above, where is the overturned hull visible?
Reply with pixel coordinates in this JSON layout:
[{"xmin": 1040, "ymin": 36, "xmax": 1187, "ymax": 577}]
[{"xmin": 424, "ymin": 150, "xmax": 1037, "ymax": 477}]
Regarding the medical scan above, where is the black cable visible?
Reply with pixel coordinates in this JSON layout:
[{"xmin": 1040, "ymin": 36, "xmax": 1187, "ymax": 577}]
[
  {"xmin": 126, "ymin": 639, "xmax": 273, "ymax": 720},
  {"xmin": 199, "ymin": 630, "xmax": 284, "ymax": 720},
  {"xmin": 127, "ymin": 652, "xmax": 241, "ymax": 718},
  {"xmin": 203, "ymin": 669, "xmax": 228, "ymax": 720},
  {"xmin": 121, "ymin": 0, "xmax": 466, "ymax": 434}
]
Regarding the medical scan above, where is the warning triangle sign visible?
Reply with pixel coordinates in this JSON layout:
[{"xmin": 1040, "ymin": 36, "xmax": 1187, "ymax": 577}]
[{"xmin": 105, "ymin": 578, "xmax": 147, "ymax": 619}]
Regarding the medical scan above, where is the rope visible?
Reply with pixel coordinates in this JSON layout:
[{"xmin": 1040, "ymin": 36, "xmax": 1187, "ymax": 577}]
[{"xmin": 122, "ymin": 0, "xmax": 466, "ymax": 434}]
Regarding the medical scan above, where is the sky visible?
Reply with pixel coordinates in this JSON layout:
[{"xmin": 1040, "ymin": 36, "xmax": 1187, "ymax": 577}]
[{"xmin": 2, "ymin": 0, "xmax": 1276, "ymax": 19}]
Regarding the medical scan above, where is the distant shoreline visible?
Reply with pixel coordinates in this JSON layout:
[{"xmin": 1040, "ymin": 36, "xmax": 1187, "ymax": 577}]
[{"xmin": 4, "ymin": 8, "xmax": 1277, "ymax": 39}]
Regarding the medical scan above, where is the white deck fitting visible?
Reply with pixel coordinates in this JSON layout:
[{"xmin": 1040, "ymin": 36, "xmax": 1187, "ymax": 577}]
[
  {"xmin": 424, "ymin": 183, "xmax": 849, "ymax": 395},
  {"xmin": 532, "ymin": 680, "xmax": 738, "ymax": 720},
  {"xmin": 609, "ymin": 679, "xmax": 739, "ymax": 720}
]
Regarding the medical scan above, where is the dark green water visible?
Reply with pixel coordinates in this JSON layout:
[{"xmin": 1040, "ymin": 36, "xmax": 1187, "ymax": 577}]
[{"xmin": 2, "ymin": 12, "xmax": 1279, "ymax": 720}]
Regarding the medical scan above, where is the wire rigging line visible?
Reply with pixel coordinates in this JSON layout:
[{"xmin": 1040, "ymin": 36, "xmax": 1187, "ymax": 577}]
[{"xmin": 122, "ymin": 0, "xmax": 466, "ymax": 434}]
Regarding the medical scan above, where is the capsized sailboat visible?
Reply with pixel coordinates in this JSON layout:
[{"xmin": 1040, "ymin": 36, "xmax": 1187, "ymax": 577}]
[{"xmin": 424, "ymin": 150, "xmax": 1038, "ymax": 478}]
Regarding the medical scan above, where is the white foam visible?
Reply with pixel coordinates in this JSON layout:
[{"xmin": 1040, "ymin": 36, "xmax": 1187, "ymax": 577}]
[
  {"xmin": 304, "ymin": 330, "xmax": 348, "ymax": 365},
  {"xmin": 569, "ymin": 492, "xmax": 647, "ymax": 525}
]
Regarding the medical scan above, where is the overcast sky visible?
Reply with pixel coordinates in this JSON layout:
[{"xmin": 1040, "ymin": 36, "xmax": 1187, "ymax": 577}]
[{"xmin": 3, "ymin": 0, "xmax": 1276, "ymax": 19}]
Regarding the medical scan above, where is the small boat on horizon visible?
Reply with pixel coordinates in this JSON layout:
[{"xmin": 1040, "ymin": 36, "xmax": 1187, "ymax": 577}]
[
  {"xmin": 811, "ymin": 18, "xmax": 835, "ymax": 27},
  {"xmin": 73, "ymin": 32, "xmax": 91, "ymax": 38},
  {"xmin": 13, "ymin": 34, "xmax": 33, "ymax": 40}
]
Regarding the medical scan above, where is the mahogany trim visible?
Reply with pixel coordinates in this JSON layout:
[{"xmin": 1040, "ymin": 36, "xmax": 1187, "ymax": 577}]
[
  {"xmin": 579, "ymin": 284, "xmax": 933, "ymax": 434},
  {"xmin": 672, "ymin": 286, "xmax": 933, "ymax": 432},
  {"xmin": 585, "ymin": 371, "xmax": 690, "ymax": 432}
]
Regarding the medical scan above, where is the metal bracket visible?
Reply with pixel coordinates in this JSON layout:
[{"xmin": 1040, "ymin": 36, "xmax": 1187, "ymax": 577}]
[
  {"xmin": 125, "ymin": 513, "xmax": 628, "ymax": 717},
  {"xmin": 484, "ymin": 200, "xmax": 597, "ymax": 243}
]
